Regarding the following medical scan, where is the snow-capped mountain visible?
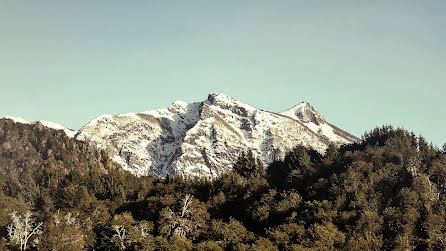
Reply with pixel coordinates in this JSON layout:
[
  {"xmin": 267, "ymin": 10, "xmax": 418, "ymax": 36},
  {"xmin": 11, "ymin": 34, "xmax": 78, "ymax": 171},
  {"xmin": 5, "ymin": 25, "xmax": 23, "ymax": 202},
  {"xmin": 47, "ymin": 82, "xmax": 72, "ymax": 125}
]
[
  {"xmin": 3, "ymin": 116, "xmax": 77, "ymax": 137},
  {"xmin": 75, "ymin": 93, "xmax": 358, "ymax": 178}
]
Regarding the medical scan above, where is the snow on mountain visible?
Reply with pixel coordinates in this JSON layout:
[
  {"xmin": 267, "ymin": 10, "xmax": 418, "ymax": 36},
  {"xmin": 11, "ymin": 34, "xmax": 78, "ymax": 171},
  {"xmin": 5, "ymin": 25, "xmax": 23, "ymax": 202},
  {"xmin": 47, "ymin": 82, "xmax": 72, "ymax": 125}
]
[
  {"xmin": 76, "ymin": 93, "xmax": 359, "ymax": 178},
  {"xmin": 280, "ymin": 102, "xmax": 358, "ymax": 145},
  {"xmin": 4, "ymin": 116, "xmax": 31, "ymax": 124},
  {"xmin": 2, "ymin": 116, "xmax": 77, "ymax": 138},
  {"xmin": 280, "ymin": 102, "xmax": 325, "ymax": 124},
  {"xmin": 37, "ymin": 120, "xmax": 78, "ymax": 138}
]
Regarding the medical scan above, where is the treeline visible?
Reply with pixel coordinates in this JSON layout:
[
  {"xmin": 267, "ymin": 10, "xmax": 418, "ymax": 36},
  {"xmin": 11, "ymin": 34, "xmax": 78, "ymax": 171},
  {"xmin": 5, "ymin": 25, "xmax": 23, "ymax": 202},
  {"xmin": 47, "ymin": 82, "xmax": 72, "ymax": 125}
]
[{"xmin": 0, "ymin": 118, "xmax": 446, "ymax": 250}]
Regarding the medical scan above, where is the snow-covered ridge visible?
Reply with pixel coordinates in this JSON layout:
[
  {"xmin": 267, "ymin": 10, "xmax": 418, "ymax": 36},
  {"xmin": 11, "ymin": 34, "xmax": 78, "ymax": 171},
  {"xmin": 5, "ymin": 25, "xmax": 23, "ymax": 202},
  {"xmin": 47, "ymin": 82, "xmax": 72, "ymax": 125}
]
[
  {"xmin": 2, "ymin": 116, "xmax": 77, "ymax": 138},
  {"xmin": 4, "ymin": 116, "xmax": 31, "ymax": 124},
  {"xmin": 75, "ymin": 93, "xmax": 359, "ymax": 178}
]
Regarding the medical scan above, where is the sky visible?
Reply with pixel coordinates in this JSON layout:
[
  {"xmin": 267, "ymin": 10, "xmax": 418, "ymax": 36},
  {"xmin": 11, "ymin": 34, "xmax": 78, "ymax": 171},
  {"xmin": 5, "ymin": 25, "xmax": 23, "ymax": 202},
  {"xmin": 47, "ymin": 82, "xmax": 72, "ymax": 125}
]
[{"xmin": 0, "ymin": 1, "xmax": 445, "ymax": 146}]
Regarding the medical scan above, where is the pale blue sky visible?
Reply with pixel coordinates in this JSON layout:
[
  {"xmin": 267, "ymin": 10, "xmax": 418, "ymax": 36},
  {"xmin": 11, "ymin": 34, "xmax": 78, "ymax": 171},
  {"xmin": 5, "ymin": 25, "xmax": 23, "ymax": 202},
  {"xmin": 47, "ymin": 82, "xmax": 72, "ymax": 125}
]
[{"xmin": 1, "ymin": 1, "xmax": 445, "ymax": 146}]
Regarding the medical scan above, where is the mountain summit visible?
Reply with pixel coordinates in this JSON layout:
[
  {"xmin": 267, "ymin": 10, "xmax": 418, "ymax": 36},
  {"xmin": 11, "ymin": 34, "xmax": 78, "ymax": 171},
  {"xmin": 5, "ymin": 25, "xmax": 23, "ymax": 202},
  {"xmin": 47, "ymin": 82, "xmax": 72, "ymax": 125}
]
[
  {"xmin": 280, "ymin": 102, "xmax": 325, "ymax": 125},
  {"xmin": 280, "ymin": 102, "xmax": 357, "ymax": 144},
  {"xmin": 75, "ymin": 93, "xmax": 358, "ymax": 178}
]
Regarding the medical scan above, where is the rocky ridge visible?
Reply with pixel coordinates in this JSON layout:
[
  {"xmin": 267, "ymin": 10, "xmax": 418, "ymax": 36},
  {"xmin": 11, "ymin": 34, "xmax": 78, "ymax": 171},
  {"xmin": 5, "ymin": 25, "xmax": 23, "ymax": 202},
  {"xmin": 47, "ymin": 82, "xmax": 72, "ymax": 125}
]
[{"xmin": 75, "ymin": 93, "xmax": 358, "ymax": 178}]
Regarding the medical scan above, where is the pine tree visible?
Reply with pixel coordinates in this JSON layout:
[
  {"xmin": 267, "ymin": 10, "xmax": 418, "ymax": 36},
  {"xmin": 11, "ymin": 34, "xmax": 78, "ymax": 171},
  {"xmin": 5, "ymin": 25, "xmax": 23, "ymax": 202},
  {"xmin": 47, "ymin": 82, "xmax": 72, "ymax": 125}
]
[{"xmin": 233, "ymin": 150, "xmax": 265, "ymax": 178}]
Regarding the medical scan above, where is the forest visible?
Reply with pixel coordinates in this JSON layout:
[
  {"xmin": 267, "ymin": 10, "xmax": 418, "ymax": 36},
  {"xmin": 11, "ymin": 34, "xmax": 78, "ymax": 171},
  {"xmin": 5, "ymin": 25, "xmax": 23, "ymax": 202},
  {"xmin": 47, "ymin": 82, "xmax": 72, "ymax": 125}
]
[{"xmin": 0, "ymin": 118, "xmax": 445, "ymax": 250}]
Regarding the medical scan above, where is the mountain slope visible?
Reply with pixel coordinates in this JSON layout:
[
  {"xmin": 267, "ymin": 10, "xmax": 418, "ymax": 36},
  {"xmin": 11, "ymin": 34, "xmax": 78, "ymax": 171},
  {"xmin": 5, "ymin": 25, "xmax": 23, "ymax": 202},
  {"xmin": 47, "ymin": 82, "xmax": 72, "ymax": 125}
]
[
  {"xmin": 0, "ymin": 117, "xmax": 118, "ymax": 175},
  {"xmin": 76, "ymin": 93, "xmax": 358, "ymax": 178}
]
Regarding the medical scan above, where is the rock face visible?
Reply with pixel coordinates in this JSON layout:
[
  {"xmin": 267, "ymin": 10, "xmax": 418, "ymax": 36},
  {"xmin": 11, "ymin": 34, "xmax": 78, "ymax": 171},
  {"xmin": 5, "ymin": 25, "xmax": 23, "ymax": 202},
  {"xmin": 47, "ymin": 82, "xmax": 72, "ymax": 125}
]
[{"xmin": 75, "ymin": 93, "xmax": 358, "ymax": 178}]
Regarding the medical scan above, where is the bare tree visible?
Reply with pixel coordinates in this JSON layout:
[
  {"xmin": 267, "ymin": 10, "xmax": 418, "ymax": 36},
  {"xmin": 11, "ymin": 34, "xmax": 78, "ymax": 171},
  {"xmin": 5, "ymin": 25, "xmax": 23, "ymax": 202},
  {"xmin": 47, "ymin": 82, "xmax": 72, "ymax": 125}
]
[
  {"xmin": 406, "ymin": 156, "xmax": 420, "ymax": 177},
  {"xmin": 426, "ymin": 176, "xmax": 440, "ymax": 201},
  {"xmin": 65, "ymin": 212, "xmax": 76, "ymax": 225},
  {"xmin": 160, "ymin": 194, "xmax": 194, "ymax": 238},
  {"xmin": 139, "ymin": 222, "xmax": 152, "ymax": 238},
  {"xmin": 112, "ymin": 225, "xmax": 127, "ymax": 250},
  {"xmin": 180, "ymin": 194, "xmax": 193, "ymax": 217},
  {"xmin": 7, "ymin": 211, "xmax": 43, "ymax": 250}
]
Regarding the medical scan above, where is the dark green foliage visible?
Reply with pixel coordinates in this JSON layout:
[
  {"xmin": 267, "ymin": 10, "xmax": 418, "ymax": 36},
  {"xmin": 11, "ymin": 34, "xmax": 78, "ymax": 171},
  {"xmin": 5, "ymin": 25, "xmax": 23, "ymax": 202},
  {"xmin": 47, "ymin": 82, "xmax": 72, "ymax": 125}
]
[
  {"xmin": 232, "ymin": 150, "xmax": 265, "ymax": 178},
  {"xmin": 0, "ymin": 119, "xmax": 445, "ymax": 250}
]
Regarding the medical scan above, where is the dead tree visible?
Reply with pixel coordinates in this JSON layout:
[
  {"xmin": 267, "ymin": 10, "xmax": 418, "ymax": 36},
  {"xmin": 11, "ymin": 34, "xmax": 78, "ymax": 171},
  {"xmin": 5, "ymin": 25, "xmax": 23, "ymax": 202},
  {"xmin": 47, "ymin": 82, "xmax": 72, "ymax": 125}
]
[
  {"xmin": 112, "ymin": 225, "xmax": 127, "ymax": 250},
  {"xmin": 161, "ymin": 194, "xmax": 194, "ymax": 238},
  {"xmin": 7, "ymin": 211, "xmax": 43, "ymax": 250}
]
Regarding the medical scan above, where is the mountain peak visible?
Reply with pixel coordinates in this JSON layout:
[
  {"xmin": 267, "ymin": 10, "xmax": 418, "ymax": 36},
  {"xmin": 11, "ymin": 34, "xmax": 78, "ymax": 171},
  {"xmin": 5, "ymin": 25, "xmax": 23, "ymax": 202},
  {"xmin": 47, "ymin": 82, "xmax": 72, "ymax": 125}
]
[
  {"xmin": 208, "ymin": 92, "xmax": 230, "ymax": 98},
  {"xmin": 206, "ymin": 93, "xmax": 256, "ymax": 112},
  {"xmin": 280, "ymin": 101, "xmax": 325, "ymax": 125},
  {"xmin": 171, "ymin": 100, "xmax": 188, "ymax": 107},
  {"xmin": 207, "ymin": 93, "xmax": 235, "ymax": 103},
  {"xmin": 168, "ymin": 100, "xmax": 189, "ymax": 113}
]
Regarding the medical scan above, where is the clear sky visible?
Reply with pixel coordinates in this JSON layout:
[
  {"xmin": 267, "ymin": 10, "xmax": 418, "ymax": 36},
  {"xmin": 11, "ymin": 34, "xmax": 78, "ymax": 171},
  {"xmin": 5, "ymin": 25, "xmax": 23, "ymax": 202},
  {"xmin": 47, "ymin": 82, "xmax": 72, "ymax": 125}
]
[{"xmin": 1, "ymin": 1, "xmax": 445, "ymax": 146}]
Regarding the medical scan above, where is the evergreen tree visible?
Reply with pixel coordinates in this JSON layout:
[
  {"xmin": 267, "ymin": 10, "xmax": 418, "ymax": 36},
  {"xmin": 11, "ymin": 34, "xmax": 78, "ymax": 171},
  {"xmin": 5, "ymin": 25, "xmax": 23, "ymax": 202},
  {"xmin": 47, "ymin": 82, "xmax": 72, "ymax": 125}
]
[{"xmin": 233, "ymin": 150, "xmax": 265, "ymax": 178}]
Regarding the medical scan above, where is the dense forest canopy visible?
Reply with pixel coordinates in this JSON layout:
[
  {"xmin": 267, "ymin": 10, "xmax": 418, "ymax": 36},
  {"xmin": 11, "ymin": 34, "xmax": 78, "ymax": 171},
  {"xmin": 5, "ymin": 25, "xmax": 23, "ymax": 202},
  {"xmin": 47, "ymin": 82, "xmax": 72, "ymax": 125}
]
[{"xmin": 0, "ymin": 118, "xmax": 445, "ymax": 250}]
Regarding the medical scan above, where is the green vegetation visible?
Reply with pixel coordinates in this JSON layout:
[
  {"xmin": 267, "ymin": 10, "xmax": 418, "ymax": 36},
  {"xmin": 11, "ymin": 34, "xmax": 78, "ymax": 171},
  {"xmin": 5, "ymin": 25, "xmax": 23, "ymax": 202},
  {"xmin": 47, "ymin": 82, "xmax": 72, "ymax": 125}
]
[{"xmin": 0, "ymin": 119, "xmax": 445, "ymax": 250}]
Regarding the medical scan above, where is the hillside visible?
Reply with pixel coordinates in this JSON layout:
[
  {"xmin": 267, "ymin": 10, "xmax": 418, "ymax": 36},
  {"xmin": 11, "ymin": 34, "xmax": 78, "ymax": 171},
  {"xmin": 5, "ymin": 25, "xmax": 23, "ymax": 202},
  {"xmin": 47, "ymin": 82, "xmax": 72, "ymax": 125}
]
[{"xmin": 0, "ymin": 122, "xmax": 445, "ymax": 250}]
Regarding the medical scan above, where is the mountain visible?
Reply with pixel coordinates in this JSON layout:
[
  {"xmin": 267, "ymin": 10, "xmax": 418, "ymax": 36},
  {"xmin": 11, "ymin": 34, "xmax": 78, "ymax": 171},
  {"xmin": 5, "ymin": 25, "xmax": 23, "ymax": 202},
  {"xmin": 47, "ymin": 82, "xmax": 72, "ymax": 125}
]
[
  {"xmin": 75, "ymin": 93, "xmax": 358, "ymax": 178},
  {"xmin": 3, "ymin": 116, "xmax": 77, "ymax": 137}
]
